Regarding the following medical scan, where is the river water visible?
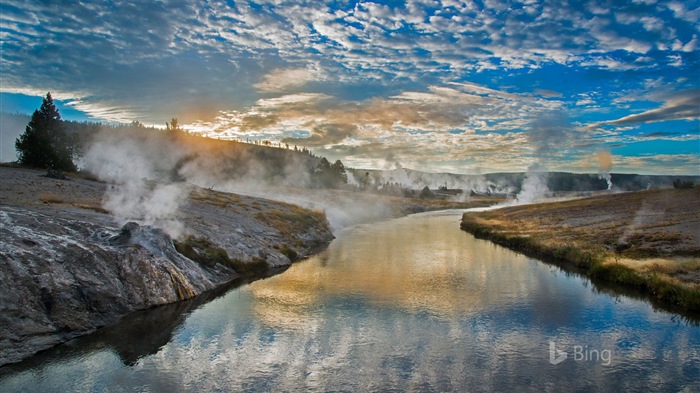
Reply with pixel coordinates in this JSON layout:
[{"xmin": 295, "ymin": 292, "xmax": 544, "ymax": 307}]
[{"xmin": 1, "ymin": 210, "xmax": 699, "ymax": 392}]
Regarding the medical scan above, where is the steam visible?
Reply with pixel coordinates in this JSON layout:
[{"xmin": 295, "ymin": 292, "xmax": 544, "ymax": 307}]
[
  {"xmin": 84, "ymin": 130, "xmax": 190, "ymax": 238},
  {"xmin": 618, "ymin": 201, "xmax": 654, "ymax": 246},
  {"xmin": 211, "ymin": 183, "xmax": 396, "ymax": 232},
  {"xmin": 83, "ymin": 127, "xmax": 398, "ymax": 234},
  {"xmin": 516, "ymin": 164, "xmax": 549, "ymax": 204},
  {"xmin": 353, "ymin": 167, "xmax": 515, "ymax": 197},
  {"xmin": 597, "ymin": 150, "xmax": 614, "ymax": 190},
  {"xmin": 514, "ymin": 112, "xmax": 571, "ymax": 204}
]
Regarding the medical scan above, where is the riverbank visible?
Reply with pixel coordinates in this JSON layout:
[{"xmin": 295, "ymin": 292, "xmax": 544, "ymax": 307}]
[
  {"xmin": 460, "ymin": 188, "xmax": 700, "ymax": 312},
  {"xmin": 0, "ymin": 166, "xmax": 335, "ymax": 366}
]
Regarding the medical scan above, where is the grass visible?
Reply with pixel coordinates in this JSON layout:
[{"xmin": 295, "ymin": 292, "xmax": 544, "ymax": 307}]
[
  {"xmin": 73, "ymin": 204, "xmax": 111, "ymax": 214},
  {"xmin": 588, "ymin": 263, "xmax": 700, "ymax": 309},
  {"xmin": 40, "ymin": 194, "xmax": 64, "ymax": 204},
  {"xmin": 255, "ymin": 206, "xmax": 328, "ymax": 238},
  {"xmin": 174, "ymin": 236, "xmax": 268, "ymax": 276},
  {"xmin": 274, "ymin": 244, "xmax": 298, "ymax": 260},
  {"xmin": 190, "ymin": 189, "xmax": 243, "ymax": 208},
  {"xmin": 0, "ymin": 162, "xmax": 103, "ymax": 182},
  {"xmin": 460, "ymin": 188, "xmax": 700, "ymax": 312}
]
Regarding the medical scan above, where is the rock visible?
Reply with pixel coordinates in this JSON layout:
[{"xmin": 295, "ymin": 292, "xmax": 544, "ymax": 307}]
[
  {"xmin": 0, "ymin": 207, "xmax": 234, "ymax": 367},
  {"xmin": 106, "ymin": 221, "xmax": 141, "ymax": 246},
  {"xmin": 0, "ymin": 167, "xmax": 335, "ymax": 367}
]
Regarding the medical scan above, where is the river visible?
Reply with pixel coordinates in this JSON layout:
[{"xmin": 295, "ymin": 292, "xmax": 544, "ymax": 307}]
[{"xmin": 1, "ymin": 210, "xmax": 698, "ymax": 392}]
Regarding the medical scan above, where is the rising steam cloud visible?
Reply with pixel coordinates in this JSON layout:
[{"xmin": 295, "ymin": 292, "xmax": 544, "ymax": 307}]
[
  {"xmin": 84, "ymin": 130, "xmax": 190, "ymax": 238},
  {"xmin": 83, "ymin": 128, "xmax": 401, "ymax": 235},
  {"xmin": 515, "ymin": 112, "xmax": 571, "ymax": 204},
  {"xmin": 597, "ymin": 150, "xmax": 614, "ymax": 190}
]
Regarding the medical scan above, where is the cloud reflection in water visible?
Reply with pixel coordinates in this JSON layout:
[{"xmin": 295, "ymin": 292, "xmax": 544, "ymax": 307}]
[{"xmin": 1, "ymin": 211, "xmax": 698, "ymax": 392}]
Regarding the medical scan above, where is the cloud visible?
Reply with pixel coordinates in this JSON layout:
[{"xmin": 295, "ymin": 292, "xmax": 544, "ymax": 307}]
[
  {"xmin": 283, "ymin": 123, "xmax": 358, "ymax": 146},
  {"xmin": 253, "ymin": 68, "xmax": 320, "ymax": 93},
  {"xmin": 193, "ymin": 81, "xmax": 557, "ymax": 145},
  {"xmin": 609, "ymin": 154, "xmax": 700, "ymax": 175},
  {"xmin": 2, "ymin": 0, "xmax": 695, "ymax": 113},
  {"xmin": 528, "ymin": 111, "xmax": 573, "ymax": 160},
  {"xmin": 666, "ymin": 1, "xmax": 700, "ymax": 23},
  {"xmin": 605, "ymin": 89, "xmax": 700, "ymax": 126},
  {"xmin": 0, "ymin": 0, "xmax": 697, "ymax": 174},
  {"xmin": 534, "ymin": 89, "xmax": 563, "ymax": 98},
  {"xmin": 180, "ymin": 80, "xmax": 575, "ymax": 173}
]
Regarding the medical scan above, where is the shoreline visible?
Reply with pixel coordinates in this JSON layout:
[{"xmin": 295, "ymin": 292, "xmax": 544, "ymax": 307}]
[
  {"xmin": 0, "ymin": 166, "xmax": 336, "ymax": 366},
  {"xmin": 460, "ymin": 188, "xmax": 700, "ymax": 315},
  {"xmin": 0, "ymin": 165, "xmax": 502, "ymax": 367}
]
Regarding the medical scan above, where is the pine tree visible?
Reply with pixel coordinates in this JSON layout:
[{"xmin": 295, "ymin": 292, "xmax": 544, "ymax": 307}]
[
  {"xmin": 166, "ymin": 117, "xmax": 180, "ymax": 132},
  {"xmin": 15, "ymin": 92, "xmax": 76, "ymax": 172}
]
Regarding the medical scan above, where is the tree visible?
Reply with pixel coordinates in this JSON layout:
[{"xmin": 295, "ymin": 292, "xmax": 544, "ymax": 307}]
[
  {"xmin": 15, "ymin": 92, "xmax": 76, "ymax": 172},
  {"xmin": 419, "ymin": 186, "xmax": 435, "ymax": 199},
  {"xmin": 166, "ymin": 118, "xmax": 180, "ymax": 132},
  {"xmin": 330, "ymin": 159, "xmax": 347, "ymax": 184},
  {"xmin": 673, "ymin": 179, "xmax": 695, "ymax": 189},
  {"xmin": 311, "ymin": 157, "xmax": 348, "ymax": 188}
]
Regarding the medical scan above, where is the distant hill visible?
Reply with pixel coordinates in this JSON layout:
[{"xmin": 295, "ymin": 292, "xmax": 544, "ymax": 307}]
[
  {"xmin": 66, "ymin": 122, "xmax": 348, "ymax": 190},
  {"xmin": 348, "ymin": 167, "xmax": 700, "ymax": 195},
  {"xmin": 3, "ymin": 113, "xmax": 348, "ymax": 189}
]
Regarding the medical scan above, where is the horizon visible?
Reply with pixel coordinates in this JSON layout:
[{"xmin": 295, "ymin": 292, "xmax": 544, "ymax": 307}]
[
  {"xmin": 1, "ymin": 1, "xmax": 698, "ymax": 175},
  {"xmin": 1, "ymin": 109, "xmax": 698, "ymax": 177}
]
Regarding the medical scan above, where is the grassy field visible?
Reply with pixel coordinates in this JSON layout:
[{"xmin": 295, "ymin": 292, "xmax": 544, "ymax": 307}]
[{"xmin": 461, "ymin": 187, "xmax": 700, "ymax": 312}]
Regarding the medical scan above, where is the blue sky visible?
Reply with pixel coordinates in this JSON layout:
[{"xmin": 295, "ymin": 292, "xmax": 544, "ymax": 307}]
[{"xmin": 1, "ymin": 0, "xmax": 698, "ymax": 174}]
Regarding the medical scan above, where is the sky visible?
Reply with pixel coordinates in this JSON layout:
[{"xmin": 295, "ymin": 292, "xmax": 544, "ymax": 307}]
[{"xmin": 1, "ymin": 0, "xmax": 699, "ymax": 174}]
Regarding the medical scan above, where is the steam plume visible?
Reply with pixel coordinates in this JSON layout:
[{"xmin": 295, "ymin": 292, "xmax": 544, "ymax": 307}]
[
  {"xmin": 597, "ymin": 150, "xmax": 613, "ymax": 190},
  {"xmin": 514, "ymin": 112, "xmax": 570, "ymax": 204},
  {"xmin": 517, "ymin": 164, "xmax": 549, "ymax": 204},
  {"xmin": 83, "ymin": 127, "xmax": 400, "ymax": 234},
  {"xmin": 84, "ymin": 130, "xmax": 190, "ymax": 238}
]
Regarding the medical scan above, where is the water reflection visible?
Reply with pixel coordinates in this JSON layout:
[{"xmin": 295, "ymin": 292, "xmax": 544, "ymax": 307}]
[
  {"xmin": 1, "ymin": 211, "xmax": 698, "ymax": 392},
  {"xmin": 251, "ymin": 212, "xmax": 542, "ymax": 325}
]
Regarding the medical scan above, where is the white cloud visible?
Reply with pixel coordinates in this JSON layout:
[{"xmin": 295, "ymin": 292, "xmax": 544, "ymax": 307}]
[
  {"xmin": 600, "ymin": 89, "xmax": 700, "ymax": 126},
  {"xmin": 255, "ymin": 93, "xmax": 331, "ymax": 108},
  {"xmin": 581, "ymin": 56, "xmax": 641, "ymax": 70},
  {"xmin": 576, "ymin": 96, "xmax": 595, "ymax": 106},
  {"xmin": 253, "ymin": 68, "xmax": 321, "ymax": 93},
  {"xmin": 667, "ymin": 2, "xmax": 700, "ymax": 23},
  {"xmin": 682, "ymin": 35, "xmax": 698, "ymax": 52},
  {"xmin": 1, "ymin": 0, "xmax": 697, "ymax": 174},
  {"xmin": 668, "ymin": 54, "xmax": 684, "ymax": 67}
]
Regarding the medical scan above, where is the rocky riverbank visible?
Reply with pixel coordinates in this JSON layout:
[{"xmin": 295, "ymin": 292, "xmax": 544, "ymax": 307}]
[
  {"xmin": 461, "ymin": 188, "xmax": 700, "ymax": 313},
  {"xmin": 0, "ymin": 167, "xmax": 335, "ymax": 366}
]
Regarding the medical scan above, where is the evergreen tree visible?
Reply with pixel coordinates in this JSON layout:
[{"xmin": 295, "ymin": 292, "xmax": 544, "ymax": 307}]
[
  {"xmin": 330, "ymin": 159, "xmax": 347, "ymax": 184},
  {"xmin": 166, "ymin": 118, "xmax": 181, "ymax": 132},
  {"xmin": 15, "ymin": 92, "xmax": 76, "ymax": 172},
  {"xmin": 419, "ymin": 186, "xmax": 435, "ymax": 199}
]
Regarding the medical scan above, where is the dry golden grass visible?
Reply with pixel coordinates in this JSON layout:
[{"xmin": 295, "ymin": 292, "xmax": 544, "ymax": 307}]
[
  {"xmin": 72, "ymin": 203, "xmax": 110, "ymax": 214},
  {"xmin": 461, "ymin": 188, "xmax": 700, "ymax": 311},
  {"xmin": 615, "ymin": 257, "xmax": 700, "ymax": 277},
  {"xmin": 40, "ymin": 194, "xmax": 64, "ymax": 204},
  {"xmin": 190, "ymin": 189, "xmax": 243, "ymax": 208},
  {"xmin": 255, "ymin": 207, "xmax": 327, "ymax": 238}
]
